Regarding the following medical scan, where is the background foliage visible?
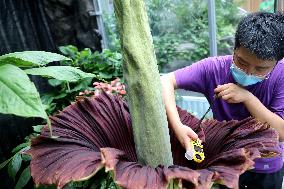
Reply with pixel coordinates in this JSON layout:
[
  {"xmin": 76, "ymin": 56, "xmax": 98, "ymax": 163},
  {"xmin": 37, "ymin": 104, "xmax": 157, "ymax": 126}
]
[
  {"xmin": 41, "ymin": 46, "xmax": 123, "ymax": 115},
  {"xmin": 104, "ymin": 0, "xmax": 244, "ymax": 71}
]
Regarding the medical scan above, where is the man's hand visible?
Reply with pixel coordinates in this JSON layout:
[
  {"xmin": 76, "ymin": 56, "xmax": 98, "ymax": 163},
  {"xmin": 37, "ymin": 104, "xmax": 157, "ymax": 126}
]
[
  {"xmin": 173, "ymin": 123, "xmax": 198, "ymax": 151},
  {"xmin": 214, "ymin": 83, "xmax": 253, "ymax": 103}
]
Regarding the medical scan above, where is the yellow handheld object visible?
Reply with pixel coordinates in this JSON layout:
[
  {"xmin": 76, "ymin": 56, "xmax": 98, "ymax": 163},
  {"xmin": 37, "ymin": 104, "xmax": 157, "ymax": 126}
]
[{"xmin": 185, "ymin": 139, "xmax": 205, "ymax": 163}]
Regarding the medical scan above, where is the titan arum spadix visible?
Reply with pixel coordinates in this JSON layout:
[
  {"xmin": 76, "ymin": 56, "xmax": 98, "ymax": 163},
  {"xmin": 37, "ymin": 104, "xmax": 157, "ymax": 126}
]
[{"xmin": 113, "ymin": 0, "xmax": 173, "ymax": 167}]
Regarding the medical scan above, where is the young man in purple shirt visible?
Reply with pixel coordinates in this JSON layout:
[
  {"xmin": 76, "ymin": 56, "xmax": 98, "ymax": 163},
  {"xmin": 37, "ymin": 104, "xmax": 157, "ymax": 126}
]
[{"xmin": 161, "ymin": 12, "xmax": 284, "ymax": 189}]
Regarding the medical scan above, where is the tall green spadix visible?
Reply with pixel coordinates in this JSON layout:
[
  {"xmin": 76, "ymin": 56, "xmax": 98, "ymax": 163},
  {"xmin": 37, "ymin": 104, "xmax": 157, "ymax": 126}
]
[{"xmin": 113, "ymin": 0, "xmax": 173, "ymax": 167}]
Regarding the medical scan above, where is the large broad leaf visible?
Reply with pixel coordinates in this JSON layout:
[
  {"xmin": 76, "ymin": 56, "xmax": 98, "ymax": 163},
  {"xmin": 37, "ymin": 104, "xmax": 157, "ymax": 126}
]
[
  {"xmin": 8, "ymin": 153, "xmax": 22, "ymax": 180},
  {"xmin": 26, "ymin": 93, "xmax": 281, "ymax": 189},
  {"xmin": 0, "ymin": 51, "xmax": 70, "ymax": 67},
  {"xmin": 0, "ymin": 64, "xmax": 47, "ymax": 119},
  {"xmin": 24, "ymin": 66, "xmax": 95, "ymax": 82},
  {"xmin": 15, "ymin": 166, "xmax": 31, "ymax": 189}
]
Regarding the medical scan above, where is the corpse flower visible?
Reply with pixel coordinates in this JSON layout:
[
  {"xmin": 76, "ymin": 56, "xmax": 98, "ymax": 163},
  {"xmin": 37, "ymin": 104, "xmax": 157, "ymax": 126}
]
[{"xmin": 26, "ymin": 93, "xmax": 281, "ymax": 189}]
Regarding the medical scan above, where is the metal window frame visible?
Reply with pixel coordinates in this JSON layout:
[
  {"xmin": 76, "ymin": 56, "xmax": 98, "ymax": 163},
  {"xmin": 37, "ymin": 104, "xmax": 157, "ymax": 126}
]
[
  {"xmin": 208, "ymin": 0, "xmax": 217, "ymax": 57},
  {"xmin": 91, "ymin": 0, "xmax": 108, "ymax": 49}
]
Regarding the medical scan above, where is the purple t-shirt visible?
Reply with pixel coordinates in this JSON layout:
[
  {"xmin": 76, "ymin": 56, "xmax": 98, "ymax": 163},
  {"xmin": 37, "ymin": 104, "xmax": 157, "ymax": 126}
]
[{"xmin": 174, "ymin": 55, "xmax": 284, "ymax": 173}]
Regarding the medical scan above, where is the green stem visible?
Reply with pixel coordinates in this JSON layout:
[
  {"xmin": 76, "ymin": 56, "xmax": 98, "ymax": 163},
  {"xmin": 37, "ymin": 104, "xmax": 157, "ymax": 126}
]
[
  {"xmin": 47, "ymin": 118, "xmax": 53, "ymax": 137},
  {"xmin": 66, "ymin": 82, "xmax": 70, "ymax": 91}
]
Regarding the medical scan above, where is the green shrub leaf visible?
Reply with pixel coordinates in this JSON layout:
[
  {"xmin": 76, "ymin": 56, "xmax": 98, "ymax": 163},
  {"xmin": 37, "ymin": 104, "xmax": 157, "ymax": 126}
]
[
  {"xmin": 15, "ymin": 166, "xmax": 31, "ymax": 189},
  {"xmin": 0, "ymin": 51, "xmax": 70, "ymax": 67},
  {"xmin": 68, "ymin": 78, "xmax": 93, "ymax": 93},
  {"xmin": 0, "ymin": 64, "xmax": 47, "ymax": 119},
  {"xmin": 12, "ymin": 142, "xmax": 30, "ymax": 153},
  {"xmin": 58, "ymin": 45, "xmax": 78, "ymax": 58},
  {"xmin": 32, "ymin": 125, "xmax": 45, "ymax": 133},
  {"xmin": 25, "ymin": 66, "xmax": 96, "ymax": 82},
  {"xmin": 0, "ymin": 157, "xmax": 12, "ymax": 170},
  {"xmin": 0, "ymin": 147, "xmax": 29, "ymax": 171},
  {"xmin": 48, "ymin": 79, "xmax": 63, "ymax": 87},
  {"xmin": 8, "ymin": 153, "xmax": 22, "ymax": 180},
  {"xmin": 22, "ymin": 154, "xmax": 31, "ymax": 162}
]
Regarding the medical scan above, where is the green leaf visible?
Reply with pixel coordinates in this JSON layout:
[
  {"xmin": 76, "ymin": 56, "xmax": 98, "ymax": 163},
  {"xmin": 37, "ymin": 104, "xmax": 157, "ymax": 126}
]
[
  {"xmin": 32, "ymin": 125, "xmax": 45, "ymax": 133},
  {"xmin": 0, "ymin": 157, "xmax": 13, "ymax": 170},
  {"xmin": 98, "ymin": 72, "xmax": 113, "ymax": 79},
  {"xmin": 80, "ymin": 48, "xmax": 92, "ymax": 57},
  {"xmin": 12, "ymin": 142, "xmax": 30, "ymax": 153},
  {"xmin": 25, "ymin": 66, "xmax": 96, "ymax": 82},
  {"xmin": 68, "ymin": 78, "xmax": 93, "ymax": 93},
  {"xmin": 0, "ymin": 147, "xmax": 29, "ymax": 171},
  {"xmin": 48, "ymin": 79, "xmax": 63, "ymax": 87},
  {"xmin": 8, "ymin": 153, "xmax": 22, "ymax": 180},
  {"xmin": 0, "ymin": 64, "xmax": 47, "ymax": 119},
  {"xmin": 100, "ymin": 179, "xmax": 107, "ymax": 189},
  {"xmin": 58, "ymin": 45, "xmax": 78, "ymax": 57},
  {"xmin": 53, "ymin": 92, "xmax": 68, "ymax": 100},
  {"xmin": 62, "ymin": 183, "xmax": 75, "ymax": 189},
  {"xmin": 21, "ymin": 154, "xmax": 31, "ymax": 162},
  {"xmin": 0, "ymin": 51, "xmax": 70, "ymax": 67},
  {"xmin": 14, "ymin": 166, "xmax": 31, "ymax": 189},
  {"xmin": 41, "ymin": 94, "xmax": 55, "ymax": 105}
]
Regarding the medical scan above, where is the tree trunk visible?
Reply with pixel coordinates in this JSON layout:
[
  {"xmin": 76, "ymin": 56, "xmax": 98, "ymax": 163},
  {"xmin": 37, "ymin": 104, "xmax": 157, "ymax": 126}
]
[{"xmin": 113, "ymin": 0, "xmax": 173, "ymax": 167}]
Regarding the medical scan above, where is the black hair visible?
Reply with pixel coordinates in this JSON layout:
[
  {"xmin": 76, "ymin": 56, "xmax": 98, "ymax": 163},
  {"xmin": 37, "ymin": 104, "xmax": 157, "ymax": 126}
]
[{"xmin": 234, "ymin": 12, "xmax": 284, "ymax": 61}]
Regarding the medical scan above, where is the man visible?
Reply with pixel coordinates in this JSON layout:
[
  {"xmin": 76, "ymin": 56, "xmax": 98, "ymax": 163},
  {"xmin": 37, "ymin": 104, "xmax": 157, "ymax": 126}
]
[{"xmin": 161, "ymin": 12, "xmax": 284, "ymax": 189}]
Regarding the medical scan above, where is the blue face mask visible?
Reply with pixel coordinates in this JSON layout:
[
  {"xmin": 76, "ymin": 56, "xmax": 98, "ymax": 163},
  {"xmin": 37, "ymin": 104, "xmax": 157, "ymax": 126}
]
[{"xmin": 230, "ymin": 63, "xmax": 266, "ymax": 86}]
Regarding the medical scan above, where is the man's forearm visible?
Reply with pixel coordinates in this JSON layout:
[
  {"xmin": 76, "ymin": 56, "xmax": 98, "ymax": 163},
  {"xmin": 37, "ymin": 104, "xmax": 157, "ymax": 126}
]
[
  {"xmin": 161, "ymin": 73, "xmax": 198, "ymax": 149},
  {"xmin": 244, "ymin": 94, "xmax": 284, "ymax": 141},
  {"xmin": 161, "ymin": 73, "xmax": 182, "ymax": 128}
]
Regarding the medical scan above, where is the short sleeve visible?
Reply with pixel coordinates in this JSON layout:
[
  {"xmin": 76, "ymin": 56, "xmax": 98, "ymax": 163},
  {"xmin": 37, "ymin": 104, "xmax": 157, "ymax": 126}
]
[
  {"xmin": 174, "ymin": 57, "xmax": 215, "ymax": 94},
  {"xmin": 270, "ymin": 77, "xmax": 284, "ymax": 119}
]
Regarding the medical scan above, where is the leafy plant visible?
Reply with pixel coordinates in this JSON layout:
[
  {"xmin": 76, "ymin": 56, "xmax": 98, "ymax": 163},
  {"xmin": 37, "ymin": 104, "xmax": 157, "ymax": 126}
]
[
  {"xmin": 0, "ymin": 124, "xmax": 44, "ymax": 189},
  {"xmin": 153, "ymin": 34, "xmax": 181, "ymax": 70},
  {"xmin": 65, "ymin": 170, "xmax": 118, "ymax": 189},
  {"xmin": 33, "ymin": 46, "xmax": 124, "ymax": 116},
  {"xmin": 26, "ymin": 66, "xmax": 96, "ymax": 115},
  {"xmin": 0, "ymin": 51, "xmax": 96, "ymax": 189},
  {"xmin": 0, "ymin": 51, "xmax": 69, "ymax": 120},
  {"xmin": 59, "ymin": 45, "xmax": 123, "ymax": 81},
  {"xmin": 27, "ymin": 66, "xmax": 95, "ymax": 115},
  {"xmin": 40, "ymin": 77, "xmax": 93, "ymax": 115},
  {"xmin": 0, "ymin": 51, "xmax": 95, "ymax": 121}
]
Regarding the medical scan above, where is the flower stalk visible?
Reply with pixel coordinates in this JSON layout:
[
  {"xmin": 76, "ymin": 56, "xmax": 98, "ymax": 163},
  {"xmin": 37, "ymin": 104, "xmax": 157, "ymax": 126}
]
[{"xmin": 113, "ymin": 0, "xmax": 173, "ymax": 167}]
